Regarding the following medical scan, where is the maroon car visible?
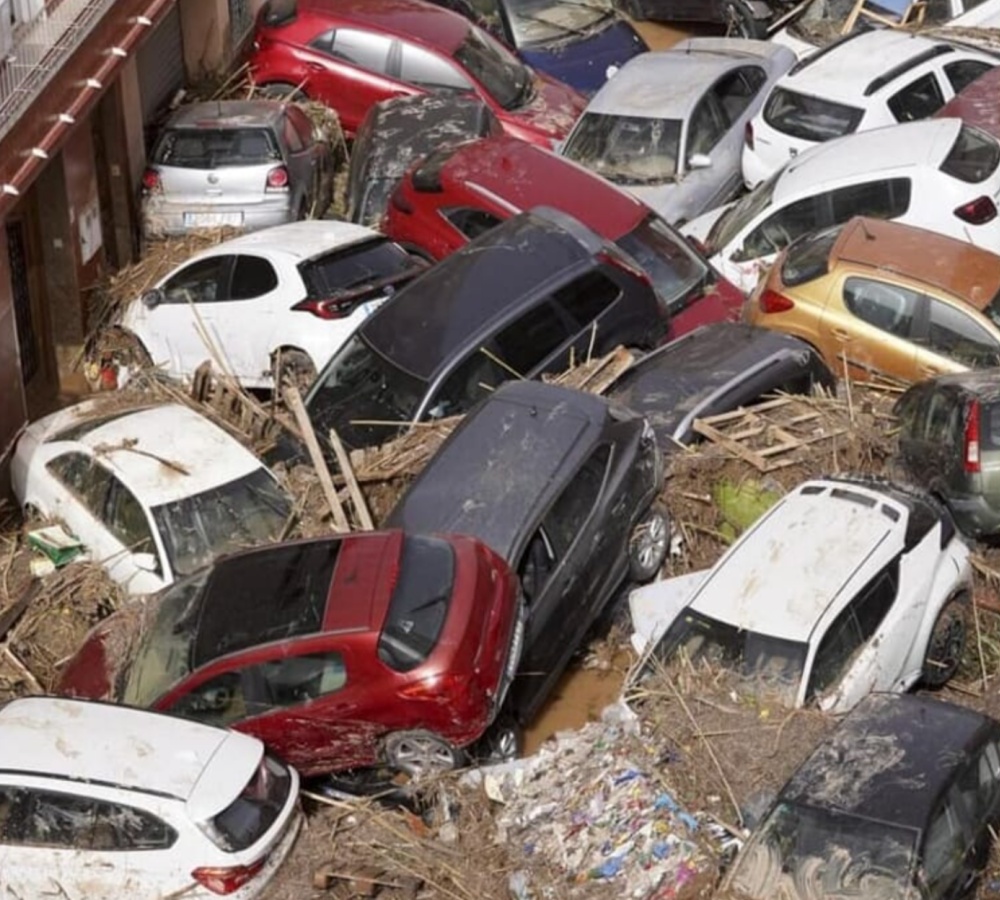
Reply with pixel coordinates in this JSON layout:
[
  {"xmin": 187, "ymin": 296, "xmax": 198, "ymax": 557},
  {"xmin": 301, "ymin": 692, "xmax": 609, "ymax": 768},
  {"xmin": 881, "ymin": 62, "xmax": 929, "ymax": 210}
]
[
  {"xmin": 382, "ymin": 135, "xmax": 745, "ymax": 338},
  {"xmin": 246, "ymin": 0, "xmax": 586, "ymax": 147},
  {"xmin": 935, "ymin": 66, "xmax": 1000, "ymax": 143},
  {"xmin": 58, "ymin": 531, "xmax": 523, "ymax": 778}
]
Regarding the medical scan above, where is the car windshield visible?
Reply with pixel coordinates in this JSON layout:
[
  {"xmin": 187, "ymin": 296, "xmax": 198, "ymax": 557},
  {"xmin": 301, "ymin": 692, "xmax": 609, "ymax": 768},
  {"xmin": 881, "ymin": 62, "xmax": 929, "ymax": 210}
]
[
  {"xmin": 763, "ymin": 87, "xmax": 864, "ymax": 142},
  {"xmin": 727, "ymin": 802, "xmax": 918, "ymax": 899},
  {"xmin": 707, "ymin": 168, "xmax": 781, "ymax": 253},
  {"xmin": 151, "ymin": 468, "xmax": 291, "ymax": 578},
  {"xmin": 454, "ymin": 27, "xmax": 533, "ymax": 111},
  {"xmin": 506, "ymin": 0, "xmax": 613, "ymax": 46},
  {"xmin": 616, "ymin": 213, "xmax": 708, "ymax": 314},
  {"xmin": 645, "ymin": 609, "xmax": 808, "ymax": 705},
  {"xmin": 563, "ymin": 113, "xmax": 682, "ymax": 184},
  {"xmin": 152, "ymin": 128, "xmax": 281, "ymax": 168},
  {"xmin": 121, "ymin": 571, "xmax": 209, "ymax": 706}
]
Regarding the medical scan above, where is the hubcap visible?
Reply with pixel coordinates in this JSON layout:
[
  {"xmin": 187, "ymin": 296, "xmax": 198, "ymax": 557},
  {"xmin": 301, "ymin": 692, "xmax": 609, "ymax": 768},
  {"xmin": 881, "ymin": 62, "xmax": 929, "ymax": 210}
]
[
  {"xmin": 635, "ymin": 514, "xmax": 668, "ymax": 571},
  {"xmin": 389, "ymin": 735, "xmax": 455, "ymax": 778}
]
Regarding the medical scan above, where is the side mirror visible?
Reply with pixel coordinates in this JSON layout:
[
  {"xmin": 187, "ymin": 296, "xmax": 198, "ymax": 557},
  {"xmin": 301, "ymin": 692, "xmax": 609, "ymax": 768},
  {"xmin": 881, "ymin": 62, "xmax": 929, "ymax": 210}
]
[
  {"xmin": 132, "ymin": 551, "xmax": 158, "ymax": 573},
  {"xmin": 141, "ymin": 288, "xmax": 165, "ymax": 309},
  {"xmin": 688, "ymin": 153, "xmax": 712, "ymax": 170}
]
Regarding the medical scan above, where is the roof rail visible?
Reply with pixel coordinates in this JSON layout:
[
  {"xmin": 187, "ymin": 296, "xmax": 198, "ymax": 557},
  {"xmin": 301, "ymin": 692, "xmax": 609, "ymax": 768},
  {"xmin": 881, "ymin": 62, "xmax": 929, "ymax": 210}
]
[{"xmin": 864, "ymin": 43, "xmax": 954, "ymax": 96}]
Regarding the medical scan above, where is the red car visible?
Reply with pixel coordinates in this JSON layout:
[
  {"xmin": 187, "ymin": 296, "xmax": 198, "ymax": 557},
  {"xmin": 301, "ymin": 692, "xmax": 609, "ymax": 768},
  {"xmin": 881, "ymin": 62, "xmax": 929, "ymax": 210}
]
[
  {"xmin": 383, "ymin": 136, "xmax": 745, "ymax": 337},
  {"xmin": 935, "ymin": 65, "xmax": 1000, "ymax": 143},
  {"xmin": 246, "ymin": 0, "xmax": 586, "ymax": 147},
  {"xmin": 57, "ymin": 531, "xmax": 523, "ymax": 778}
]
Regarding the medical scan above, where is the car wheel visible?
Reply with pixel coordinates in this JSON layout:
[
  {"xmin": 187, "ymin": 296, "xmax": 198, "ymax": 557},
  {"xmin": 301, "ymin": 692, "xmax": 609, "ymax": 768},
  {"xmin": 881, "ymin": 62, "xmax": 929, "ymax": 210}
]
[
  {"xmin": 628, "ymin": 503, "xmax": 669, "ymax": 583},
  {"xmin": 922, "ymin": 596, "xmax": 968, "ymax": 688},
  {"xmin": 383, "ymin": 730, "xmax": 464, "ymax": 779},
  {"xmin": 22, "ymin": 502, "xmax": 44, "ymax": 523},
  {"xmin": 259, "ymin": 81, "xmax": 306, "ymax": 101},
  {"xmin": 471, "ymin": 716, "xmax": 523, "ymax": 765},
  {"xmin": 722, "ymin": 0, "xmax": 769, "ymax": 37},
  {"xmin": 272, "ymin": 348, "xmax": 316, "ymax": 394}
]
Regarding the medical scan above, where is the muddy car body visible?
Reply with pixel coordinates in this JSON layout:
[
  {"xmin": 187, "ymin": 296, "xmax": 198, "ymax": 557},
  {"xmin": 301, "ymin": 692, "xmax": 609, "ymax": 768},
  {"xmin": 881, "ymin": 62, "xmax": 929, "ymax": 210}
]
[
  {"xmin": 616, "ymin": 0, "xmax": 773, "ymax": 39},
  {"xmin": 723, "ymin": 693, "xmax": 1000, "ymax": 900},
  {"xmin": 386, "ymin": 380, "xmax": 666, "ymax": 724},
  {"xmin": 57, "ymin": 531, "xmax": 523, "ymax": 778},
  {"xmin": 630, "ymin": 476, "xmax": 972, "ymax": 713},
  {"xmin": 605, "ymin": 322, "xmax": 834, "ymax": 450}
]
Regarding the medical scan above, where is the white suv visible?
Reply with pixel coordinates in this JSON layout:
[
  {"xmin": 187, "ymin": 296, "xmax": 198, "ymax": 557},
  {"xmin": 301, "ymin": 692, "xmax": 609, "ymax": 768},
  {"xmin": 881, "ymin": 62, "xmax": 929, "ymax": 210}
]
[
  {"xmin": 684, "ymin": 117, "xmax": 1000, "ymax": 294},
  {"xmin": 743, "ymin": 31, "xmax": 997, "ymax": 188},
  {"xmin": 629, "ymin": 477, "xmax": 971, "ymax": 714},
  {"xmin": 0, "ymin": 697, "xmax": 301, "ymax": 899}
]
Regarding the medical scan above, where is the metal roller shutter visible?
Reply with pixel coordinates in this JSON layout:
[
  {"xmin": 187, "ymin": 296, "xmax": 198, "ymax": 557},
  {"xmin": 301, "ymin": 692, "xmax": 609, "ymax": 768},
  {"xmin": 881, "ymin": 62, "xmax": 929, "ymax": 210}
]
[{"xmin": 137, "ymin": 3, "xmax": 185, "ymax": 124}]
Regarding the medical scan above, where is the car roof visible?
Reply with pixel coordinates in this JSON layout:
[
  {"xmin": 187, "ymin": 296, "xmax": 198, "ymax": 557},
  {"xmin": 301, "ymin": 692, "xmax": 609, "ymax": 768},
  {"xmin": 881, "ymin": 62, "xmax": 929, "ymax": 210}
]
[
  {"xmin": 0, "ymin": 696, "xmax": 259, "ymax": 802},
  {"xmin": 909, "ymin": 368, "xmax": 1000, "ymax": 402},
  {"xmin": 781, "ymin": 693, "xmax": 996, "ymax": 827},
  {"xmin": 29, "ymin": 401, "xmax": 267, "ymax": 505},
  {"xmin": 774, "ymin": 117, "xmax": 963, "ymax": 200},
  {"xmin": 433, "ymin": 136, "xmax": 648, "ymax": 239},
  {"xmin": 361, "ymin": 207, "xmax": 601, "ymax": 381},
  {"xmin": 936, "ymin": 64, "xmax": 1000, "ymax": 142},
  {"xmin": 780, "ymin": 32, "xmax": 964, "ymax": 104},
  {"xmin": 585, "ymin": 39, "xmax": 776, "ymax": 118},
  {"xmin": 831, "ymin": 216, "xmax": 1000, "ymax": 308},
  {"xmin": 385, "ymin": 381, "xmax": 611, "ymax": 559},
  {"xmin": 162, "ymin": 100, "xmax": 285, "ymax": 129},
  {"xmin": 188, "ymin": 220, "xmax": 383, "ymax": 263},
  {"xmin": 277, "ymin": 0, "xmax": 470, "ymax": 53},
  {"xmin": 688, "ymin": 478, "xmax": 911, "ymax": 643}
]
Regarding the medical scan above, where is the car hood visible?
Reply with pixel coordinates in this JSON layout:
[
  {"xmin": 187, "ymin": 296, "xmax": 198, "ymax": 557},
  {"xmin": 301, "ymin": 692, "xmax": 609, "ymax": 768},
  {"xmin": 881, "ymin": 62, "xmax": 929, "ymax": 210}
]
[{"xmin": 502, "ymin": 71, "xmax": 587, "ymax": 141}]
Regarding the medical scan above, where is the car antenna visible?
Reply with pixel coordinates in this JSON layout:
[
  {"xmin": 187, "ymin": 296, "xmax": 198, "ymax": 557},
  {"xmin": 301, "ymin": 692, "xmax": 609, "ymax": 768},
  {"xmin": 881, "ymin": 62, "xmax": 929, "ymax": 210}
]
[{"xmin": 860, "ymin": 220, "xmax": 876, "ymax": 241}]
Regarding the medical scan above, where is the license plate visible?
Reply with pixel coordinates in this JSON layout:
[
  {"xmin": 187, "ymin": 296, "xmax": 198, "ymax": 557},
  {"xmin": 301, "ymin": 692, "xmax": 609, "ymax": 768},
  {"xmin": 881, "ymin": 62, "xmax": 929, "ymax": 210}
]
[{"xmin": 183, "ymin": 211, "xmax": 244, "ymax": 227}]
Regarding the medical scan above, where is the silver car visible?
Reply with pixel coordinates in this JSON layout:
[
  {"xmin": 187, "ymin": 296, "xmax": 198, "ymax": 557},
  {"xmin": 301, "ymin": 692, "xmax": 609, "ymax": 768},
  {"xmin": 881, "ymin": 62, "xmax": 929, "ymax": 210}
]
[
  {"xmin": 558, "ymin": 37, "xmax": 795, "ymax": 225},
  {"xmin": 141, "ymin": 100, "xmax": 332, "ymax": 239}
]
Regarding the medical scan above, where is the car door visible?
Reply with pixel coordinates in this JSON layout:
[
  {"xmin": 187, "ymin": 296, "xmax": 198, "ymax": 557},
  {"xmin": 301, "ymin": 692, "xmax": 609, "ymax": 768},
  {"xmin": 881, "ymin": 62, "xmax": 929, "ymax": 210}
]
[
  {"xmin": 912, "ymin": 296, "xmax": 1000, "ymax": 378},
  {"xmin": 280, "ymin": 108, "xmax": 319, "ymax": 212},
  {"xmin": 683, "ymin": 90, "xmax": 732, "ymax": 221},
  {"xmin": 943, "ymin": 58, "xmax": 995, "ymax": 97},
  {"xmin": 397, "ymin": 40, "xmax": 476, "ymax": 95},
  {"xmin": 952, "ymin": 735, "xmax": 1000, "ymax": 890},
  {"xmin": 921, "ymin": 789, "xmax": 977, "ymax": 899},
  {"xmin": 887, "ymin": 71, "xmax": 947, "ymax": 123}
]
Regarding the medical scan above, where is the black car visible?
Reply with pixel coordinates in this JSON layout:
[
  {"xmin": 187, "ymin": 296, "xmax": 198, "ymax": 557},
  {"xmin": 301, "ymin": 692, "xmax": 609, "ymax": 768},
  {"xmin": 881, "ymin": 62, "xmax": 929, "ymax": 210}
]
[
  {"xmin": 723, "ymin": 692, "xmax": 1000, "ymax": 899},
  {"xmin": 607, "ymin": 323, "xmax": 834, "ymax": 450},
  {"xmin": 346, "ymin": 94, "xmax": 501, "ymax": 229},
  {"xmin": 301, "ymin": 206, "xmax": 668, "ymax": 455},
  {"xmin": 616, "ymin": 0, "xmax": 774, "ymax": 37},
  {"xmin": 385, "ymin": 380, "xmax": 667, "ymax": 726}
]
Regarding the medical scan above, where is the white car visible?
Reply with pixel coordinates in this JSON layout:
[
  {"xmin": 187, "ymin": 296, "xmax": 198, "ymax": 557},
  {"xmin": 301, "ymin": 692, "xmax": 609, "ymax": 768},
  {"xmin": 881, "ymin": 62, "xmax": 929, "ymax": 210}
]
[
  {"xmin": 683, "ymin": 117, "xmax": 1000, "ymax": 294},
  {"xmin": 743, "ymin": 31, "xmax": 997, "ymax": 188},
  {"xmin": 558, "ymin": 37, "xmax": 795, "ymax": 225},
  {"xmin": 0, "ymin": 696, "xmax": 301, "ymax": 899},
  {"xmin": 118, "ymin": 220, "xmax": 421, "ymax": 390},
  {"xmin": 629, "ymin": 477, "xmax": 971, "ymax": 714},
  {"xmin": 11, "ymin": 401, "xmax": 291, "ymax": 595}
]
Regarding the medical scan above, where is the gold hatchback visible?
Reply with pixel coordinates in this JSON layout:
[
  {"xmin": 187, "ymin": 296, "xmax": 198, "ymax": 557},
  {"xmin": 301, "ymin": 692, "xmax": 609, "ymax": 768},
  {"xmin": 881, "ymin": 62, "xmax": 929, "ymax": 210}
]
[{"xmin": 747, "ymin": 216, "xmax": 1000, "ymax": 384}]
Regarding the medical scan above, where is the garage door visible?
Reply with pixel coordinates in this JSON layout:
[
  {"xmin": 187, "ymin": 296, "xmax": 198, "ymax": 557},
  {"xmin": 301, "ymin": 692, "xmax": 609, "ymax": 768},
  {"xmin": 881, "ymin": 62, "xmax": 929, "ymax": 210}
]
[{"xmin": 137, "ymin": 3, "xmax": 185, "ymax": 124}]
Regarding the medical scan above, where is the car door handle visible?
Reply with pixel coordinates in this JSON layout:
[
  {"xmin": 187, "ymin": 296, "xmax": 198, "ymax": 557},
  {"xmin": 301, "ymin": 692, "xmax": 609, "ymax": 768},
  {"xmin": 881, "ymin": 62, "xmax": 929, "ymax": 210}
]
[
  {"xmin": 919, "ymin": 365, "xmax": 942, "ymax": 376},
  {"xmin": 831, "ymin": 329, "xmax": 853, "ymax": 342},
  {"xmin": 306, "ymin": 62, "xmax": 325, "ymax": 72}
]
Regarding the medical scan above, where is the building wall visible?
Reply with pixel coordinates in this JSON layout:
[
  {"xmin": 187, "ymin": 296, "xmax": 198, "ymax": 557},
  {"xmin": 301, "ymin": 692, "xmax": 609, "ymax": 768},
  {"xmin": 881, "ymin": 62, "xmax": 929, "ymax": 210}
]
[{"xmin": 0, "ymin": 226, "xmax": 27, "ymax": 457}]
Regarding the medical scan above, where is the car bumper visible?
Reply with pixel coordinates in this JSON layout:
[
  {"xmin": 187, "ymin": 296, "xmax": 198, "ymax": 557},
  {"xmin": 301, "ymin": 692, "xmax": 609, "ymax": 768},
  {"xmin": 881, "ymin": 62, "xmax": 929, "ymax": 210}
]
[
  {"xmin": 944, "ymin": 493, "xmax": 1000, "ymax": 538},
  {"xmin": 741, "ymin": 145, "xmax": 776, "ymax": 190},
  {"xmin": 141, "ymin": 200, "xmax": 297, "ymax": 237}
]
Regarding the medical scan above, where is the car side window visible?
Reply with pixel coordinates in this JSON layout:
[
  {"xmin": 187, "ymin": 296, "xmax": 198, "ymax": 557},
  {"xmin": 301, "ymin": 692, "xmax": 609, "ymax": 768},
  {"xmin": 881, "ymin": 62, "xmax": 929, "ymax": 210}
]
[
  {"xmin": 430, "ymin": 347, "xmax": 509, "ymax": 418},
  {"xmin": 843, "ymin": 276, "xmax": 920, "ymax": 338},
  {"xmin": 712, "ymin": 66, "xmax": 767, "ymax": 123},
  {"xmin": 328, "ymin": 28, "xmax": 392, "ymax": 74},
  {"xmin": 162, "ymin": 256, "xmax": 231, "ymax": 305},
  {"xmin": 944, "ymin": 59, "xmax": 993, "ymax": 94},
  {"xmin": 494, "ymin": 301, "xmax": 573, "ymax": 376},
  {"xmin": 542, "ymin": 444, "xmax": 611, "ymax": 558},
  {"xmin": 105, "ymin": 477, "xmax": 157, "ymax": 558},
  {"xmin": 399, "ymin": 42, "xmax": 472, "ymax": 91},
  {"xmin": 741, "ymin": 195, "xmax": 828, "ymax": 259},
  {"xmin": 281, "ymin": 116, "xmax": 305, "ymax": 154},
  {"xmin": 688, "ymin": 93, "xmax": 728, "ymax": 158},
  {"xmin": 443, "ymin": 207, "xmax": 504, "ymax": 241},
  {"xmin": 170, "ymin": 670, "xmax": 246, "ymax": 727},
  {"xmin": 519, "ymin": 527, "xmax": 557, "ymax": 605},
  {"xmin": 926, "ymin": 298, "xmax": 1000, "ymax": 367},
  {"xmin": 46, "ymin": 452, "xmax": 113, "ymax": 522},
  {"xmin": 553, "ymin": 270, "xmax": 622, "ymax": 327},
  {"xmin": 956, "ymin": 739, "xmax": 1000, "ymax": 826},
  {"xmin": 230, "ymin": 255, "xmax": 279, "ymax": 301},
  {"xmin": 0, "ymin": 786, "xmax": 27, "ymax": 842},
  {"xmin": 887, "ymin": 72, "xmax": 946, "ymax": 122},
  {"xmin": 922, "ymin": 796, "xmax": 966, "ymax": 898},
  {"xmin": 829, "ymin": 178, "xmax": 911, "ymax": 221}
]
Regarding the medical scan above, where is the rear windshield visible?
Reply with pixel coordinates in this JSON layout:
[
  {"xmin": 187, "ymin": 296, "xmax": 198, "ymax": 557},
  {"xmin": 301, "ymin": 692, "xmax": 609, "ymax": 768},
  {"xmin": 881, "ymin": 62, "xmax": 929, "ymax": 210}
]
[
  {"xmin": 562, "ymin": 113, "xmax": 682, "ymax": 184},
  {"xmin": 763, "ymin": 87, "xmax": 864, "ymax": 142},
  {"xmin": 153, "ymin": 128, "xmax": 281, "ymax": 168},
  {"xmin": 780, "ymin": 225, "xmax": 842, "ymax": 287},
  {"xmin": 378, "ymin": 535, "xmax": 455, "ymax": 672},
  {"xmin": 208, "ymin": 756, "xmax": 291, "ymax": 852},
  {"xmin": 299, "ymin": 238, "xmax": 415, "ymax": 300},
  {"xmin": 453, "ymin": 28, "xmax": 531, "ymax": 111},
  {"xmin": 940, "ymin": 124, "xmax": 1000, "ymax": 184},
  {"xmin": 616, "ymin": 214, "xmax": 707, "ymax": 314}
]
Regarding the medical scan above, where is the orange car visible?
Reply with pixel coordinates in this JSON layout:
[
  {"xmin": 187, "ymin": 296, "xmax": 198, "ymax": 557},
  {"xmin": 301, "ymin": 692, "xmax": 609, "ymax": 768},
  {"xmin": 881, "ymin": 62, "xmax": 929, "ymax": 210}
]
[{"xmin": 746, "ymin": 217, "xmax": 1000, "ymax": 383}]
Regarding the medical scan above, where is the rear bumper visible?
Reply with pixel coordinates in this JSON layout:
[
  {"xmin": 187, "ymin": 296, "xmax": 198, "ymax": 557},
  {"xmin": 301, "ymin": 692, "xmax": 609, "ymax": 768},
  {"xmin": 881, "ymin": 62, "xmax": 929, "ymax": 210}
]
[
  {"xmin": 141, "ymin": 199, "xmax": 296, "ymax": 237},
  {"xmin": 741, "ymin": 145, "xmax": 776, "ymax": 190}
]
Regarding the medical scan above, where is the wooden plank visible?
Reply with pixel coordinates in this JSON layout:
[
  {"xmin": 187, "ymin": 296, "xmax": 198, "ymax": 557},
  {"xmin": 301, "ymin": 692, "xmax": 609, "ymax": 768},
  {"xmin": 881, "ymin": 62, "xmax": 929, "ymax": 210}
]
[
  {"xmin": 692, "ymin": 420, "xmax": 772, "ymax": 471},
  {"xmin": 0, "ymin": 580, "xmax": 38, "ymax": 644},
  {"xmin": 328, "ymin": 428, "xmax": 374, "ymax": 531},
  {"xmin": 695, "ymin": 396, "xmax": 794, "ymax": 427}
]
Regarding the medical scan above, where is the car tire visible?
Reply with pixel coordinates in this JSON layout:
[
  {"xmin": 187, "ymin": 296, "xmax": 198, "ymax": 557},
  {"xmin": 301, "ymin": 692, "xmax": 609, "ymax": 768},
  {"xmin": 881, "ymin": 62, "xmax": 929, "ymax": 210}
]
[
  {"xmin": 922, "ymin": 596, "xmax": 968, "ymax": 688},
  {"xmin": 383, "ymin": 730, "xmax": 464, "ymax": 779},
  {"xmin": 272, "ymin": 348, "xmax": 316, "ymax": 394},
  {"xmin": 628, "ymin": 503, "xmax": 669, "ymax": 583},
  {"xmin": 259, "ymin": 82, "xmax": 306, "ymax": 101},
  {"xmin": 471, "ymin": 716, "xmax": 523, "ymax": 765},
  {"xmin": 722, "ymin": 0, "xmax": 769, "ymax": 37}
]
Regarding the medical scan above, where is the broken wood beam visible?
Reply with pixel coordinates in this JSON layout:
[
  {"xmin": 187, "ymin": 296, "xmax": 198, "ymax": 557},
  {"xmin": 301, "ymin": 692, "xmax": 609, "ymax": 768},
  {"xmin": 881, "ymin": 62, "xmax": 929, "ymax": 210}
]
[{"xmin": 328, "ymin": 428, "xmax": 374, "ymax": 531}]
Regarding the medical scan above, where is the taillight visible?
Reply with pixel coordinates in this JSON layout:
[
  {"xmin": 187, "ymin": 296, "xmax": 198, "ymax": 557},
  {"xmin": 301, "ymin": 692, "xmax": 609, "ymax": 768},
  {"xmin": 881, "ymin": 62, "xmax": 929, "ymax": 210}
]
[
  {"xmin": 954, "ymin": 196, "xmax": 997, "ymax": 225},
  {"xmin": 758, "ymin": 288, "xmax": 795, "ymax": 314},
  {"xmin": 398, "ymin": 674, "xmax": 469, "ymax": 700},
  {"xmin": 192, "ymin": 860, "xmax": 265, "ymax": 895},
  {"xmin": 291, "ymin": 297, "xmax": 355, "ymax": 319},
  {"xmin": 265, "ymin": 165, "xmax": 290, "ymax": 191},
  {"xmin": 141, "ymin": 168, "xmax": 161, "ymax": 193},
  {"xmin": 965, "ymin": 398, "xmax": 981, "ymax": 473},
  {"xmin": 745, "ymin": 121, "xmax": 754, "ymax": 151}
]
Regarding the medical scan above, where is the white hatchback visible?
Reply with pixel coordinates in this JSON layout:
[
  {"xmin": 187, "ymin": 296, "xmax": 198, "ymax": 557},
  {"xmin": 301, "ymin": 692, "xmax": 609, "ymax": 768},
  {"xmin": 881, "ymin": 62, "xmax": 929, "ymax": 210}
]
[
  {"xmin": 0, "ymin": 697, "xmax": 301, "ymax": 899},
  {"xmin": 11, "ymin": 401, "xmax": 291, "ymax": 595},
  {"xmin": 118, "ymin": 220, "xmax": 421, "ymax": 390},
  {"xmin": 742, "ymin": 30, "xmax": 997, "ymax": 188},
  {"xmin": 684, "ymin": 117, "xmax": 1000, "ymax": 294},
  {"xmin": 629, "ymin": 477, "xmax": 972, "ymax": 714}
]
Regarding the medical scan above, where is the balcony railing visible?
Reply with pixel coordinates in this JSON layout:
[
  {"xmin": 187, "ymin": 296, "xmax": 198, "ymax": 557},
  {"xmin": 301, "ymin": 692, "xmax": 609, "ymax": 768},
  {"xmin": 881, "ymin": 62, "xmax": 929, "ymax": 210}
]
[{"xmin": 0, "ymin": 0, "xmax": 118, "ymax": 143}]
